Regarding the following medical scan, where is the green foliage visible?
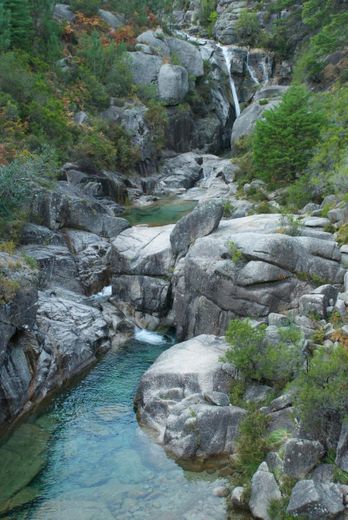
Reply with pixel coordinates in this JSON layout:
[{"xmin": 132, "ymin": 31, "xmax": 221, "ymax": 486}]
[
  {"xmin": 199, "ymin": 0, "xmax": 216, "ymax": 27},
  {"xmin": 285, "ymin": 174, "xmax": 315, "ymax": 210},
  {"xmin": 294, "ymin": 13, "xmax": 348, "ymax": 82},
  {"xmin": 224, "ymin": 319, "xmax": 304, "ymax": 388},
  {"xmin": 0, "ymin": 1, "xmax": 11, "ymax": 51},
  {"xmin": 70, "ymin": 0, "xmax": 101, "ymax": 15},
  {"xmin": 0, "ymin": 275, "xmax": 20, "ymax": 304},
  {"xmin": 0, "ymin": 149, "xmax": 58, "ymax": 235},
  {"xmin": 252, "ymin": 85, "xmax": 324, "ymax": 185},
  {"xmin": 234, "ymin": 409, "xmax": 270, "ymax": 481},
  {"xmin": 5, "ymin": 0, "xmax": 32, "ymax": 48},
  {"xmin": 234, "ymin": 10, "xmax": 261, "ymax": 47},
  {"xmin": 144, "ymin": 100, "xmax": 169, "ymax": 152},
  {"xmin": 268, "ymin": 497, "xmax": 296, "ymax": 520},
  {"xmin": 278, "ymin": 213, "xmax": 302, "ymax": 236},
  {"xmin": 227, "ymin": 240, "xmax": 243, "ymax": 263},
  {"xmin": 293, "ymin": 344, "xmax": 348, "ymax": 444}
]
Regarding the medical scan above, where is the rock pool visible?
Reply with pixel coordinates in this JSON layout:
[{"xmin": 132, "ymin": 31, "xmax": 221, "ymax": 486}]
[
  {"xmin": 0, "ymin": 331, "xmax": 237, "ymax": 519},
  {"xmin": 124, "ymin": 199, "xmax": 196, "ymax": 226}
]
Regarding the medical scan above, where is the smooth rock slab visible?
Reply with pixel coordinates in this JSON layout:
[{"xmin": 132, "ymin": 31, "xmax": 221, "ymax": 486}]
[{"xmin": 287, "ymin": 479, "xmax": 344, "ymax": 519}]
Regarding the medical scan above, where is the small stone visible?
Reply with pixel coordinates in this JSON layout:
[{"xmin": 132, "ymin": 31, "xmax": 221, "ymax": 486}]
[
  {"xmin": 213, "ymin": 486, "xmax": 229, "ymax": 497},
  {"xmin": 231, "ymin": 486, "xmax": 247, "ymax": 509}
]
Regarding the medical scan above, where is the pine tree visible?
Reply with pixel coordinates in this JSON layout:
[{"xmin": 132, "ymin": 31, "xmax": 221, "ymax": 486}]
[
  {"xmin": 0, "ymin": 0, "xmax": 11, "ymax": 50},
  {"xmin": 5, "ymin": 0, "xmax": 32, "ymax": 48},
  {"xmin": 252, "ymin": 85, "xmax": 324, "ymax": 184}
]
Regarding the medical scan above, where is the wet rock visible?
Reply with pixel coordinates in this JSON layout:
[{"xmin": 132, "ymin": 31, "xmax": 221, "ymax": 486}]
[
  {"xmin": 112, "ymin": 275, "xmax": 171, "ymax": 315},
  {"xmin": 0, "ymin": 424, "xmax": 49, "ymax": 505},
  {"xmin": 287, "ymin": 479, "xmax": 344, "ymax": 519},
  {"xmin": 155, "ymin": 152, "xmax": 203, "ymax": 195},
  {"xmin": 249, "ymin": 462, "xmax": 282, "ymax": 520},
  {"xmin": 170, "ymin": 200, "xmax": 223, "ymax": 257},
  {"xmin": 283, "ymin": 438, "xmax": 325, "ymax": 479}
]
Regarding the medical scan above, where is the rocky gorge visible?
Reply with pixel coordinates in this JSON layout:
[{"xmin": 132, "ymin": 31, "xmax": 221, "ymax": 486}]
[{"xmin": 0, "ymin": 0, "xmax": 348, "ymax": 518}]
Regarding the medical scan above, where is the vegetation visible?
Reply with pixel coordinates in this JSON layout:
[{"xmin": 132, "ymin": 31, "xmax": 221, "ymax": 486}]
[
  {"xmin": 293, "ymin": 345, "xmax": 348, "ymax": 444},
  {"xmin": 252, "ymin": 85, "xmax": 324, "ymax": 185},
  {"xmin": 224, "ymin": 319, "xmax": 304, "ymax": 389},
  {"xmin": 234, "ymin": 10, "xmax": 261, "ymax": 47}
]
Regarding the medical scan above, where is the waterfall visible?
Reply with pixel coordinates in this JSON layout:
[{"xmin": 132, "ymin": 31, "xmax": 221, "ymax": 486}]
[
  {"xmin": 134, "ymin": 327, "xmax": 168, "ymax": 345},
  {"xmin": 246, "ymin": 52, "xmax": 260, "ymax": 85},
  {"xmin": 175, "ymin": 30, "xmax": 241, "ymax": 118},
  {"xmin": 218, "ymin": 45, "xmax": 241, "ymax": 118}
]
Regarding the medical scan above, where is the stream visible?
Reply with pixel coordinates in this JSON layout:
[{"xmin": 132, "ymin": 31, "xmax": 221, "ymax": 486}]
[{"xmin": 0, "ymin": 331, "xmax": 238, "ymax": 519}]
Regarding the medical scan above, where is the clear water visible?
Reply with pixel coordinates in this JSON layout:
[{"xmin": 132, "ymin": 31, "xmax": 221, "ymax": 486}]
[
  {"xmin": 124, "ymin": 199, "xmax": 196, "ymax": 227},
  {"xmin": 0, "ymin": 333, "xmax": 236, "ymax": 520}
]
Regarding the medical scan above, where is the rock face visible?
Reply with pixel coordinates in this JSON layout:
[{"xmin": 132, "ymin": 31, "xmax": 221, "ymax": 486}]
[
  {"xmin": 158, "ymin": 64, "xmax": 189, "ymax": 105},
  {"xmin": 283, "ymin": 439, "xmax": 325, "ymax": 479},
  {"xmin": 287, "ymin": 480, "xmax": 344, "ymax": 519},
  {"xmin": 173, "ymin": 214, "xmax": 344, "ymax": 339},
  {"xmin": 135, "ymin": 334, "xmax": 246, "ymax": 459},
  {"xmin": 170, "ymin": 200, "xmax": 223, "ymax": 257},
  {"xmin": 231, "ymin": 87, "xmax": 287, "ymax": 147},
  {"xmin": 249, "ymin": 462, "xmax": 282, "ymax": 520},
  {"xmin": 335, "ymin": 421, "xmax": 348, "ymax": 471}
]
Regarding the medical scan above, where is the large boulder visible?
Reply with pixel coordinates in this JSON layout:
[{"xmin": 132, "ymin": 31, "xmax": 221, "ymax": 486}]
[
  {"xmin": 136, "ymin": 29, "xmax": 170, "ymax": 57},
  {"xmin": 283, "ymin": 439, "xmax": 325, "ymax": 479},
  {"xmin": 249, "ymin": 462, "xmax": 282, "ymax": 520},
  {"xmin": 170, "ymin": 200, "xmax": 223, "ymax": 257},
  {"xmin": 158, "ymin": 64, "xmax": 189, "ymax": 105},
  {"xmin": 101, "ymin": 102, "xmax": 155, "ymax": 162},
  {"xmin": 127, "ymin": 52, "xmax": 162, "ymax": 86},
  {"xmin": 167, "ymin": 37, "xmax": 204, "ymax": 77},
  {"xmin": 53, "ymin": 3, "xmax": 74, "ymax": 22},
  {"xmin": 109, "ymin": 224, "xmax": 174, "ymax": 277},
  {"xmin": 98, "ymin": 9, "xmax": 124, "ymax": 29},
  {"xmin": 155, "ymin": 152, "xmax": 203, "ymax": 195},
  {"xmin": 214, "ymin": 0, "xmax": 248, "ymax": 44},
  {"xmin": 112, "ymin": 275, "xmax": 171, "ymax": 315},
  {"xmin": 287, "ymin": 480, "xmax": 344, "ymax": 519},
  {"xmin": 173, "ymin": 214, "xmax": 344, "ymax": 339},
  {"xmin": 31, "ymin": 183, "xmax": 129, "ymax": 239},
  {"xmin": 135, "ymin": 334, "xmax": 246, "ymax": 459}
]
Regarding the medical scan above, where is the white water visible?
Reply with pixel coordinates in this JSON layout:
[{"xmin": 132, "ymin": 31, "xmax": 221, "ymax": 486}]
[
  {"xmin": 134, "ymin": 327, "xmax": 167, "ymax": 345},
  {"xmin": 218, "ymin": 45, "xmax": 241, "ymax": 117},
  {"xmin": 246, "ymin": 52, "xmax": 260, "ymax": 85},
  {"xmin": 175, "ymin": 30, "xmax": 241, "ymax": 118}
]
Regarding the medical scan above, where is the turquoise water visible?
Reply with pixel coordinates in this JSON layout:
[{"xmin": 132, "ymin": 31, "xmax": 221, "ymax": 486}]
[
  {"xmin": 124, "ymin": 199, "xmax": 196, "ymax": 226},
  {"xmin": 0, "ymin": 332, "xmax": 233, "ymax": 519}
]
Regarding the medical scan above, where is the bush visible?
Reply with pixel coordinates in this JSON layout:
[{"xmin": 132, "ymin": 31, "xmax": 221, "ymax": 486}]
[
  {"xmin": 234, "ymin": 10, "xmax": 261, "ymax": 47},
  {"xmin": 224, "ymin": 319, "xmax": 304, "ymax": 388},
  {"xmin": 144, "ymin": 100, "xmax": 169, "ymax": 152},
  {"xmin": 293, "ymin": 344, "xmax": 348, "ymax": 445},
  {"xmin": 252, "ymin": 85, "xmax": 324, "ymax": 185},
  {"xmin": 0, "ymin": 148, "xmax": 58, "ymax": 235},
  {"xmin": 71, "ymin": 127, "xmax": 117, "ymax": 171},
  {"xmin": 70, "ymin": 0, "xmax": 102, "ymax": 16}
]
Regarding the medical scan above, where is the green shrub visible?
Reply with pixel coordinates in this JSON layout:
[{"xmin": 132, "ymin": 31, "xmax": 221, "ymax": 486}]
[
  {"xmin": 234, "ymin": 409, "xmax": 270, "ymax": 481},
  {"xmin": 144, "ymin": 100, "xmax": 169, "ymax": 152},
  {"xmin": 252, "ymin": 85, "xmax": 324, "ymax": 185},
  {"xmin": 227, "ymin": 240, "xmax": 243, "ymax": 263},
  {"xmin": 293, "ymin": 344, "xmax": 348, "ymax": 444},
  {"xmin": 70, "ymin": 0, "xmax": 102, "ymax": 16},
  {"xmin": 199, "ymin": 0, "xmax": 216, "ymax": 27},
  {"xmin": 234, "ymin": 10, "xmax": 261, "ymax": 47},
  {"xmin": 0, "ymin": 275, "xmax": 20, "ymax": 304},
  {"xmin": 224, "ymin": 319, "xmax": 304, "ymax": 387},
  {"xmin": 71, "ymin": 127, "xmax": 117, "ymax": 171}
]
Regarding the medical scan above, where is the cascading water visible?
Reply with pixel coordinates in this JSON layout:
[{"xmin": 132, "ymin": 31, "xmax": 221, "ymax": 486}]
[
  {"xmin": 218, "ymin": 45, "xmax": 241, "ymax": 118},
  {"xmin": 174, "ymin": 30, "xmax": 241, "ymax": 119},
  {"xmin": 246, "ymin": 51, "xmax": 260, "ymax": 85}
]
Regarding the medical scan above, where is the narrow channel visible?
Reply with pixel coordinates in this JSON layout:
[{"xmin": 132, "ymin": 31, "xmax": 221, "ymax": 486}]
[{"xmin": 0, "ymin": 331, "xmax": 233, "ymax": 519}]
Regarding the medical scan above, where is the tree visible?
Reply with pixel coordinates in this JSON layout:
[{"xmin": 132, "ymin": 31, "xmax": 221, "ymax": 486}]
[
  {"xmin": 0, "ymin": 0, "xmax": 11, "ymax": 51},
  {"xmin": 252, "ymin": 85, "xmax": 324, "ymax": 184},
  {"xmin": 4, "ymin": 0, "xmax": 32, "ymax": 47}
]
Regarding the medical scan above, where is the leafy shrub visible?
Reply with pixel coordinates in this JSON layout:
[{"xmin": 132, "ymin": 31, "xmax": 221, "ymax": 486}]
[
  {"xmin": 234, "ymin": 409, "xmax": 270, "ymax": 481},
  {"xmin": 252, "ymin": 85, "xmax": 324, "ymax": 185},
  {"xmin": 70, "ymin": 0, "xmax": 102, "ymax": 16},
  {"xmin": 224, "ymin": 319, "xmax": 304, "ymax": 387},
  {"xmin": 227, "ymin": 241, "xmax": 243, "ymax": 263},
  {"xmin": 199, "ymin": 0, "xmax": 216, "ymax": 27},
  {"xmin": 0, "ymin": 275, "xmax": 20, "ymax": 304},
  {"xmin": 144, "ymin": 100, "xmax": 169, "ymax": 152},
  {"xmin": 234, "ymin": 10, "xmax": 261, "ymax": 47},
  {"xmin": 71, "ymin": 127, "xmax": 117, "ymax": 171},
  {"xmin": 293, "ymin": 344, "xmax": 348, "ymax": 444}
]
